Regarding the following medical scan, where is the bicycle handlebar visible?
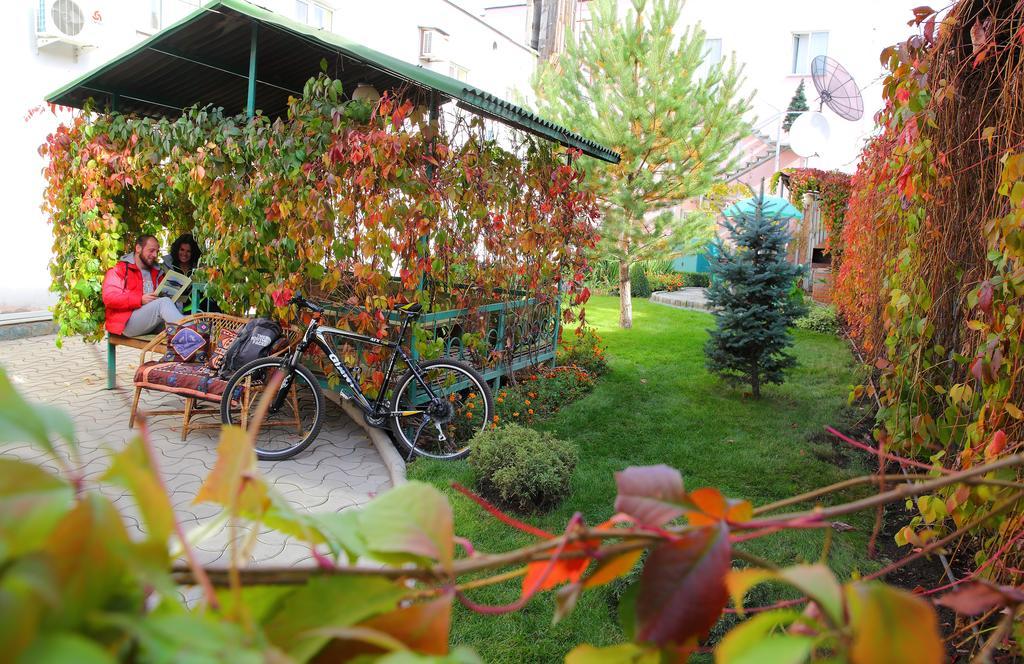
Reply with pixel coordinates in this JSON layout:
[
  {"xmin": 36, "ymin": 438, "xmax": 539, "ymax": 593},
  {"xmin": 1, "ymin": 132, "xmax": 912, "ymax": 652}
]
[{"xmin": 289, "ymin": 291, "xmax": 324, "ymax": 314}]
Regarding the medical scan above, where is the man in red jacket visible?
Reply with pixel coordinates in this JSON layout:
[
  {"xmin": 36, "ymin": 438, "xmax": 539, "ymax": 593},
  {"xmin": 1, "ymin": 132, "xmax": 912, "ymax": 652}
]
[{"xmin": 102, "ymin": 234, "xmax": 184, "ymax": 336}]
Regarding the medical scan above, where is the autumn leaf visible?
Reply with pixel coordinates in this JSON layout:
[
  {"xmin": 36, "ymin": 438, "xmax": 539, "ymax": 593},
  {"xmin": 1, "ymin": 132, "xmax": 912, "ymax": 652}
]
[
  {"xmin": 977, "ymin": 280, "xmax": 993, "ymax": 313},
  {"xmin": 909, "ymin": 5, "xmax": 935, "ymax": 25},
  {"xmin": 522, "ymin": 551, "xmax": 589, "ymax": 594},
  {"xmin": 584, "ymin": 549, "xmax": 644, "ymax": 588},
  {"xmin": 896, "ymin": 163, "xmax": 915, "ymax": 199},
  {"xmin": 985, "ymin": 430, "xmax": 1007, "ymax": 459},
  {"xmin": 971, "ymin": 16, "xmax": 995, "ymax": 66},
  {"xmin": 270, "ymin": 286, "xmax": 294, "ymax": 308},
  {"xmin": 686, "ymin": 487, "xmax": 753, "ymax": 526},
  {"xmin": 936, "ymin": 581, "xmax": 1023, "ymax": 615},
  {"xmin": 634, "ymin": 523, "xmax": 731, "ymax": 646},
  {"xmin": 846, "ymin": 582, "xmax": 942, "ymax": 664},
  {"xmin": 924, "ymin": 15, "xmax": 936, "ymax": 44},
  {"xmin": 313, "ymin": 593, "xmax": 453, "ymax": 660},
  {"xmin": 614, "ymin": 464, "xmax": 690, "ymax": 527},
  {"xmin": 356, "ymin": 481, "xmax": 454, "ymax": 569},
  {"xmin": 194, "ymin": 426, "xmax": 269, "ymax": 516}
]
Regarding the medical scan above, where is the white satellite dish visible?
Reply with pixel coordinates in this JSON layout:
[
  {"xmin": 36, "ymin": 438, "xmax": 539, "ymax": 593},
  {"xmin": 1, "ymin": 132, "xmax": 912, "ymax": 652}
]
[{"xmin": 789, "ymin": 110, "xmax": 831, "ymax": 158}]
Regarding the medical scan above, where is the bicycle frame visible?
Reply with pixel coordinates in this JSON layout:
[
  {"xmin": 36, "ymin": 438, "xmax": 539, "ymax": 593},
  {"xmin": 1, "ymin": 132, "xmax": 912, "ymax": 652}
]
[{"xmin": 283, "ymin": 312, "xmax": 436, "ymax": 418}]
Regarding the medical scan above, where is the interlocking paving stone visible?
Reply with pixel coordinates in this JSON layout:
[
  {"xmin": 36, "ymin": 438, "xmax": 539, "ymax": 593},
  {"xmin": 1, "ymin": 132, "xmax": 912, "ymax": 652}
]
[{"xmin": 0, "ymin": 334, "xmax": 391, "ymax": 568}]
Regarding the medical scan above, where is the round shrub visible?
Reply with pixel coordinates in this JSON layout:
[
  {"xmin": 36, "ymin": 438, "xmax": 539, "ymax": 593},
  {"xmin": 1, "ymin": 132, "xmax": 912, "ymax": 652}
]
[
  {"xmin": 469, "ymin": 424, "xmax": 578, "ymax": 513},
  {"xmin": 794, "ymin": 304, "xmax": 840, "ymax": 335}
]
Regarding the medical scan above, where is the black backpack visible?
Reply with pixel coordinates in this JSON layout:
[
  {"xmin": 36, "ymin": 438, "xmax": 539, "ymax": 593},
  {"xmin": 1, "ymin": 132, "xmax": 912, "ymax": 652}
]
[{"xmin": 218, "ymin": 318, "xmax": 283, "ymax": 378}]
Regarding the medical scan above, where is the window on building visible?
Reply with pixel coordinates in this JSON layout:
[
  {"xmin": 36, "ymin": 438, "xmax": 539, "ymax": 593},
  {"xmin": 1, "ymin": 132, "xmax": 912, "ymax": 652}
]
[
  {"xmin": 296, "ymin": 0, "xmax": 332, "ymax": 30},
  {"xmin": 449, "ymin": 63, "xmax": 469, "ymax": 82},
  {"xmin": 694, "ymin": 38, "xmax": 723, "ymax": 80},
  {"xmin": 792, "ymin": 31, "xmax": 828, "ymax": 74}
]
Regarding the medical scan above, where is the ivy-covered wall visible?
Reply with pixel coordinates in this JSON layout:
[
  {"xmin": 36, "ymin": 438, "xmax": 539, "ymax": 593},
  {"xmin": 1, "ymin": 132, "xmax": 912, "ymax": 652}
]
[
  {"xmin": 42, "ymin": 76, "xmax": 599, "ymax": 355},
  {"xmin": 838, "ymin": 2, "xmax": 1024, "ymax": 590}
]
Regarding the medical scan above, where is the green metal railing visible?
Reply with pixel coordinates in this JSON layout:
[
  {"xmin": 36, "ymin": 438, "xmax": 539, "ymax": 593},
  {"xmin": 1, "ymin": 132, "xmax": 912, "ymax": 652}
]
[{"xmin": 314, "ymin": 294, "xmax": 561, "ymax": 399}]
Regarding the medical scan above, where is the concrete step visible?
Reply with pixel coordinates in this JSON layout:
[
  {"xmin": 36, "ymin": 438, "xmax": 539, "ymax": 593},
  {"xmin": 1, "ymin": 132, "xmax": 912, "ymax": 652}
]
[{"xmin": 650, "ymin": 288, "xmax": 710, "ymax": 312}]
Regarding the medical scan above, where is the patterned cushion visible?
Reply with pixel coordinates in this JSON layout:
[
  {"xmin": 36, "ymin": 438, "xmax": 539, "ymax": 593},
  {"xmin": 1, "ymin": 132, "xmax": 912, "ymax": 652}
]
[
  {"xmin": 161, "ymin": 321, "xmax": 211, "ymax": 364},
  {"xmin": 134, "ymin": 361, "xmax": 241, "ymax": 402},
  {"xmin": 208, "ymin": 327, "xmax": 239, "ymax": 371}
]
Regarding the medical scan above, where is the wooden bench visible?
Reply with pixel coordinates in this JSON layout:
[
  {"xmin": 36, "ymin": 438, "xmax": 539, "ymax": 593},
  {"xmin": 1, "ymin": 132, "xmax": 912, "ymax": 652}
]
[{"xmin": 107, "ymin": 333, "xmax": 165, "ymax": 390}]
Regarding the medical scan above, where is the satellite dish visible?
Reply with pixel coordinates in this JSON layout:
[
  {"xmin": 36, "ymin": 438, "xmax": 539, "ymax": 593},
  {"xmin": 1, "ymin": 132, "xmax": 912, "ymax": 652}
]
[
  {"xmin": 789, "ymin": 111, "xmax": 831, "ymax": 157},
  {"xmin": 810, "ymin": 55, "xmax": 864, "ymax": 121}
]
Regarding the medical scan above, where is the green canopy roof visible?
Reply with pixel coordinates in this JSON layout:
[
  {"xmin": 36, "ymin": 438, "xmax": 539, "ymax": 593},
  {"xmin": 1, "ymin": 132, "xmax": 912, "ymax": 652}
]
[{"xmin": 45, "ymin": 0, "xmax": 619, "ymax": 163}]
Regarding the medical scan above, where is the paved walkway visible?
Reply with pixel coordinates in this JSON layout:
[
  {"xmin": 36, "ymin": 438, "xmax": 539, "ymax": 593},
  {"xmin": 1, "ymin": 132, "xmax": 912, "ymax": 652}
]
[
  {"xmin": 650, "ymin": 287, "xmax": 710, "ymax": 312},
  {"xmin": 0, "ymin": 334, "xmax": 390, "ymax": 568}
]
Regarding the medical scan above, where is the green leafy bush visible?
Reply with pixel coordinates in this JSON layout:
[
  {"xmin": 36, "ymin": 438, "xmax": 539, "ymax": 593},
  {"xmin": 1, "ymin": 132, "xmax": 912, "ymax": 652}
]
[
  {"xmin": 470, "ymin": 424, "xmax": 578, "ymax": 513},
  {"xmin": 681, "ymin": 272, "xmax": 710, "ymax": 288},
  {"xmin": 557, "ymin": 326, "xmax": 608, "ymax": 375},
  {"xmin": 794, "ymin": 304, "xmax": 840, "ymax": 335},
  {"xmin": 630, "ymin": 264, "xmax": 652, "ymax": 298}
]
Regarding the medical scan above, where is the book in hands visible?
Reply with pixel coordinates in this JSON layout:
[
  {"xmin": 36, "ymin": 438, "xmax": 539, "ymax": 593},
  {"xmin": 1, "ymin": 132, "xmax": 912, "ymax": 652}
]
[{"xmin": 156, "ymin": 270, "xmax": 192, "ymax": 301}]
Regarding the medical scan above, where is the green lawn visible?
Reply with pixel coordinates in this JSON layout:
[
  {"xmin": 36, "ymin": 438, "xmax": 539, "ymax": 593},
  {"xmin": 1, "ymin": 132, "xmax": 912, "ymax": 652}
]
[{"xmin": 409, "ymin": 295, "xmax": 877, "ymax": 662}]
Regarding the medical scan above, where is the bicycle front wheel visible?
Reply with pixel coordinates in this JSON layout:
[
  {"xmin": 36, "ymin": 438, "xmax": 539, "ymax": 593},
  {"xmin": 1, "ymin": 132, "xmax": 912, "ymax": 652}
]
[
  {"xmin": 390, "ymin": 359, "xmax": 494, "ymax": 460},
  {"xmin": 219, "ymin": 357, "xmax": 325, "ymax": 461}
]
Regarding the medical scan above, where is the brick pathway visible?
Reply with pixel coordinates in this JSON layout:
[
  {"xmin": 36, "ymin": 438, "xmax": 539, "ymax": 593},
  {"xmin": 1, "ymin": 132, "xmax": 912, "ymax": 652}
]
[{"xmin": 0, "ymin": 334, "xmax": 390, "ymax": 567}]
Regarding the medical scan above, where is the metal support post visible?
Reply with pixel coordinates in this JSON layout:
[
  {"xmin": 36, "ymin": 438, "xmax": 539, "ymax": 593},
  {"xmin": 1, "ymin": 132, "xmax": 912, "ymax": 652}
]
[{"xmin": 246, "ymin": 23, "xmax": 258, "ymax": 119}]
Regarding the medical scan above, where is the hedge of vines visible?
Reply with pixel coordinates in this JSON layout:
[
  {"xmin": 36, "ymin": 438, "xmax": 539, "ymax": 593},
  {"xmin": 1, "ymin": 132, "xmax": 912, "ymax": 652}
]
[
  {"xmin": 838, "ymin": 2, "xmax": 1024, "ymax": 601},
  {"xmin": 42, "ymin": 75, "xmax": 599, "ymax": 369}
]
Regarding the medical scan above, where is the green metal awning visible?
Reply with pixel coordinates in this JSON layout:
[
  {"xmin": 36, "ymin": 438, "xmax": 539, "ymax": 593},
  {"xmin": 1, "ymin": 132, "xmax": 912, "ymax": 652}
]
[{"xmin": 45, "ymin": 0, "xmax": 619, "ymax": 163}]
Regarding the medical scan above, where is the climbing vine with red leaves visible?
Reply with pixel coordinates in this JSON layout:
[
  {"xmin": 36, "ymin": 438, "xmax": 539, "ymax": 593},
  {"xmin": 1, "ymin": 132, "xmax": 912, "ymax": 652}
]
[
  {"xmin": 838, "ymin": 6, "xmax": 1024, "ymax": 653},
  {"xmin": 42, "ymin": 76, "xmax": 599, "ymax": 380},
  {"xmin": 779, "ymin": 168, "xmax": 852, "ymax": 264}
]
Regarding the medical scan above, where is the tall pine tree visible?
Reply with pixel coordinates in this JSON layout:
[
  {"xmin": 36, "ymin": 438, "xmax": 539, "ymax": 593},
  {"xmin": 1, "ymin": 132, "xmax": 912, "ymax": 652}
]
[
  {"xmin": 782, "ymin": 81, "xmax": 809, "ymax": 132},
  {"xmin": 533, "ymin": 0, "xmax": 750, "ymax": 328},
  {"xmin": 705, "ymin": 192, "xmax": 806, "ymax": 398}
]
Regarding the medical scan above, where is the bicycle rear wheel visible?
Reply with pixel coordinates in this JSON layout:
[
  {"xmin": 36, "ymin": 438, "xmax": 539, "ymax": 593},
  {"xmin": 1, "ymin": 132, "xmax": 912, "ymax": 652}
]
[
  {"xmin": 390, "ymin": 359, "xmax": 494, "ymax": 460},
  {"xmin": 219, "ymin": 357, "xmax": 325, "ymax": 460}
]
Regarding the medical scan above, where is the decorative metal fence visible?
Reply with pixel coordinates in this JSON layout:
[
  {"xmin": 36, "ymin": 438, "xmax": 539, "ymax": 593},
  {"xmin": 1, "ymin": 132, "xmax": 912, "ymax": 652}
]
[{"xmin": 314, "ymin": 294, "xmax": 561, "ymax": 399}]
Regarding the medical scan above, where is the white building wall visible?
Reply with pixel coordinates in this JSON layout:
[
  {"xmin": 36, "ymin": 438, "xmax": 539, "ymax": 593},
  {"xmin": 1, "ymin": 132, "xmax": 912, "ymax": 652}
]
[
  {"xmin": 677, "ymin": 0, "xmax": 914, "ymax": 172},
  {"xmin": 2, "ymin": 0, "xmax": 537, "ymax": 313}
]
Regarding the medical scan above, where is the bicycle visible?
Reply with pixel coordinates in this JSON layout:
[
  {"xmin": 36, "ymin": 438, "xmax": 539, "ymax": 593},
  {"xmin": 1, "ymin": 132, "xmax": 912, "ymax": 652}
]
[{"xmin": 219, "ymin": 292, "xmax": 495, "ymax": 461}]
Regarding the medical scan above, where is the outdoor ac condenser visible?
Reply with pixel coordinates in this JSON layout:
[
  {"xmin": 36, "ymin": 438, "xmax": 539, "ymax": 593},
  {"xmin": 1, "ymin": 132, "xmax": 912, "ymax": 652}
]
[{"xmin": 36, "ymin": 0, "xmax": 99, "ymax": 50}]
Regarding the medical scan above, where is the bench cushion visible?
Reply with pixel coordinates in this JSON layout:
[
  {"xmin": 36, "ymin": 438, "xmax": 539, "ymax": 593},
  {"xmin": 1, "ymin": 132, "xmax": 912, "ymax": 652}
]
[{"xmin": 134, "ymin": 361, "xmax": 240, "ymax": 402}]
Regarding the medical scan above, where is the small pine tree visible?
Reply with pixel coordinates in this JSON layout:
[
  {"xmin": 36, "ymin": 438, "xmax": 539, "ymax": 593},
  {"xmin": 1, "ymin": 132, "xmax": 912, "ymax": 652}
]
[
  {"xmin": 782, "ymin": 80, "xmax": 809, "ymax": 132},
  {"xmin": 705, "ymin": 193, "xmax": 807, "ymax": 398}
]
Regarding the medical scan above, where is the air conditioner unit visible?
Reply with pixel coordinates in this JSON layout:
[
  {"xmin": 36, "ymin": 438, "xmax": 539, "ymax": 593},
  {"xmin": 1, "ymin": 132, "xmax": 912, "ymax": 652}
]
[
  {"xmin": 36, "ymin": 0, "xmax": 99, "ymax": 50},
  {"xmin": 419, "ymin": 27, "xmax": 450, "ymax": 62}
]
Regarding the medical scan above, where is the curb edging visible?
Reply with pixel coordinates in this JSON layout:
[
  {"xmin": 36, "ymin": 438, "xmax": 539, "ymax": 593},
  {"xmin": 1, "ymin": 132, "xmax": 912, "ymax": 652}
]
[{"xmin": 322, "ymin": 391, "xmax": 407, "ymax": 487}]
